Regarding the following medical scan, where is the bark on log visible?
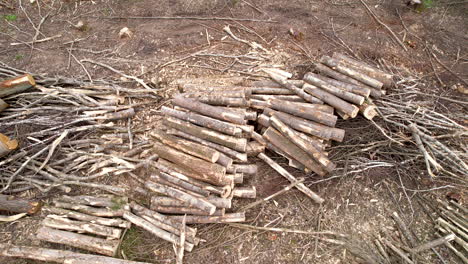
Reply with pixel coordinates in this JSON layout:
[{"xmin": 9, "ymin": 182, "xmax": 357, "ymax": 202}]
[
  {"xmin": 250, "ymin": 99, "xmax": 270, "ymax": 110},
  {"xmin": 166, "ymin": 128, "xmax": 248, "ymax": 162},
  {"xmin": 103, "ymin": 108, "xmax": 135, "ymax": 121},
  {"xmin": 232, "ymin": 164, "xmax": 258, "ymax": 175},
  {"xmin": 172, "ymin": 96, "xmax": 246, "ymax": 125},
  {"xmin": 150, "ymin": 205, "xmax": 225, "ymax": 216},
  {"xmin": 336, "ymin": 110, "xmax": 350, "ymax": 120},
  {"xmin": 359, "ymin": 102, "xmax": 378, "ymax": 120},
  {"xmin": 153, "ymin": 141, "xmax": 229, "ymax": 186},
  {"xmin": 263, "ymin": 68, "xmax": 293, "ymax": 79},
  {"xmin": 306, "ymin": 72, "xmax": 371, "ymax": 97},
  {"xmin": 217, "ymin": 153, "xmax": 233, "ymax": 167},
  {"xmin": 45, "ymin": 207, "xmax": 131, "ymax": 228},
  {"xmin": 161, "ymin": 106, "xmax": 243, "ymax": 136},
  {"xmin": 164, "ymin": 117, "xmax": 248, "ymax": 152},
  {"xmin": 168, "ymin": 212, "xmax": 246, "ymax": 224},
  {"xmin": 251, "ymin": 79, "xmax": 304, "ymax": 88},
  {"xmin": 196, "ymin": 96, "xmax": 250, "ymax": 107},
  {"xmin": 149, "ymin": 175, "xmax": 206, "ymax": 198},
  {"xmin": 151, "ymin": 196, "xmax": 232, "ymax": 209},
  {"xmin": 182, "ymin": 90, "xmax": 248, "ymax": 98},
  {"xmin": 303, "ymin": 72, "xmax": 365, "ymax": 105},
  {"xmin": 43, "ymin": 215, "xmax": 123, "ymax": 239},
  {"xmin": 263, "ymin": 127, "xmax": 327, "ymax": 176},
  {"xmin": 179, "ymin": 84, "xmax": 250, "ymax": 95},
  {"xmin": 130, "ymin": 202, "xmax": 198, "ymax": 237},
  {"xmin": 157, "ymin": 171, "xmax": 210, "ymax": 197},
  {"xmin": 332, "ymin": 52, "xmax": 393, "ymax": 88},
  {"xmin": 151, "ymin": 130, "xmax": 220, "ymax": 163},
  {"xmin": 251, "ymin": 131, "xmax": 267, "ymax": 145},
  {"xmin": 233, "ymin": 187, "xmax": 257, "ymax": 198},
  {"xmin": 214, "ymin": 107, "xmax": 257, "ymax": 121},
  {"xmin": 270, "ymin": 115, "xmax": 335, "ymax": 172},
  {"xmin": 0, "ymin": 74, "xmax": 36, "ymax": 98},
  {"xmin": 303, "ymin": 83, "xmax": 359, "ymax": 118},
  {"xmin": 320, "ymin": 56, "xmax": 384, "ymax": 89},
  {"xmin": 0, "ymin": 98, "xmax": 8, "ymax": 113},
  {"xmin": 267, "ymin": 99, "xmax": 337, "ymax": 127},
  {"xmin": 0, "ymin": 133, "xmax": 18, "ymax": 158},
  {"xmin": 55, "ymin": 195, "xmax": 128, "ymax": 209},
  {"xmin": 145, "ymin": 179, "xmax": 216, "ymax": 214},
  {"xmin": 36, "ymin": 226, "xmax": 119, "ymax": 256},
  {"xmin": 53, "ymin": 201, "xmax": 126, "ymax": 217},
  {"xmin": 0, "ymin": 243, "xmax": 151, "ymax": 264},
  {"xmin": 313, "ymin": 63, "xmax": 383, "ymax": 98},
  {"xmin": 267, "ymin": 73, "xmax": 324, "ymax": 104},
  {"xmin": 156, "ymin": 159, "xmax": 232, "ymax": 198},
  {"xmin": 227, "ymin": 173, "xmax": 244, "ymax": 184},
  {"xmin": 246, "ymin": 141, "xmax": 265, "ymax": 157},
  {"xmin": 258, "ymin": 153, "xmax": 324, "ymax": 203},
  {"xmin": 265, "ymin": 141, "xmax": 306, "ymax": 171},
  {"xmin": 123, "ymin": 212, "xmax": 194, "ymax": 252},
  {"xmin": 262, "ymin": 109, "xmax": 345, "ymax": 142},
  {"xmin": 0, "ymin": 195, "xmax": 42, "ymax": 214},
  {"xmin": 251, "ymin": 87, "xmax": 296, "ymax": 95},
  {"xmin": 251, "ymin": 94, "xmax": 306, "ymax": 102}
]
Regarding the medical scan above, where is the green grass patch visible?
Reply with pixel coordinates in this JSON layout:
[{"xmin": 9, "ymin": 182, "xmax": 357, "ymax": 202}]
[{"xmin": 4, "ymin": 14, "xmax": 17, "ymax": 22}]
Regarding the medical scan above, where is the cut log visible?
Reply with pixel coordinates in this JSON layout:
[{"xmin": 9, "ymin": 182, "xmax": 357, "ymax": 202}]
[
  {"xmin": 178, "ymin": 84, "xmax": 250, "ymax": 95},
  {"xmin": 0, "ymin": 74, "xmax": 36, "ymax": 98},
  {"xmin": 0, "ymin": 133, "xmax": 18, "ymax": 158},
  {"xmin": 182, "ymin": 90, "xmax": 247, "ymax": 98},
  {"xmin": 246, "ymin": 141, "xmax": 265, "ymax": 157},
  {"xmin": 251, "ymin": 131, "xmax": 267, "ymax": 145},
  {"xmin": 53, "ymin": 201, "xmax": 126, "ymax": 217},
  {"xmin": 251, "ymin": 94, "xmax": 306, "ymax": 102},
  {"xmin": 0, "ymin": 98, "xmax": 8, "ymax": 113},
  {"xmin": 172, "ymin": 96, "xmax": 246, "ymax": 125},
  {"xmin": 303, "ymin": 72, "xmax": 365, "ymax": 105},
  {"xmin": 0, "ymin": 243, "xmax": 151, "ymax": 264},
  {"xmin": 149, "ymin": 174, "xmax": 206, "ymax": 198},
  {"xmin": 196, "ymin": 96, "xmax": 250, "ymax": 107},
  {"xmin": 153, "ymin": 141, "xmax": 228, "ymax": 186},
  {"xmin": 45, "ymin": 207, "xmax": 130, "ymax": 228},
  {"xmin": 103, "ymin": 108, "xmax": 136, "ymax": 121},
  {"xmin": 332, "ymin": 52, "xmax": 393, "ymax": 88},
  {"xmin": 336, "ymin": 110, "xmax": 350, "ymax": 120},
  {"xmin": 0, "ymin": 195, "xmax": 42, "ymax": 214},
  {"xmin": 250, "ymin": 99, "xmax": 270, "ymax": 110},
  {"xmin": 217, "ymin": 153, "xmax": 233, "ymax": 167},
  {"xmin": 168, "ymin": 212, "xmax": 246, "ymax": 224},
  {"xmin": 359, "ymin": 102, "xmax": 378, "ymax": 120},
  {"xmin": 262, "ymin": 68, "xmax": 293, "ymax": 79},
  {"xmin": 303, "ymin": 83, "xmax": 359, "ymax": 118},
  {"xmin": 267, "ymin": 73, "xmax": 324, "ymax": 104},
  {"xmin": 313, "ymin": 63, "xmax": 384, "ymax": 98},
  {"xmin": 270, "ymin": 115, "xmax": 335, "ymax": 172},
  {"xmin": 157, "ymin": 171, "xmax": 210, "ymax": 196},
  {"xmin": 156, "ymin": 159, "xmax": 232, "ymax": 198},
  {"xmin": 151, "ymin": 205, "xmax": 225, "ymax": 216},
  {"xmin": 267, "ymin": 99, "xmax": 337, "ymax": 127},
  {"xmin": 227, "ymin": 173, "xmax": 244, "ymax": 184},
  {"xmin": 251, "ymin": 79, "xmax": 304, "ymax": 88},
  {"xmin": 306, "ymin": 73, "xmax": 371, "ymax": 97},
  {"xmin": 161, "ymin": 106, "xmax": 243, "ymax": 136},
  {"xmin": 151, "ymin": 130, "xmax": 220, "ymax": 163},
  {"xmin": 151, "ymin": 196, "xmax": 232, "ymax": 209},
  {"xmin": 43, "ymin": 215, "xmax": 122, "ymax": 239},
  {"xmin": 214, "ymin": 107, "xmax": 257, "ymax": 121},
  {"xmin": 263, "ymin": 127, "xmax": 327, "ymax": 176},
  {"xmin": 55, "ymin": 195, "xmax": 128, "ymax": 209},
  {"xmin": 265, "ymin": 141, "xmax": 306, "ymax": 171},
  {"xmin": 130, "ymin": 202, "xmax": 197, "ymax": 237},
  {"xmin": 251, "ymin": 87, "xmax": 296, "ymax": 95},
  {"xmin": 262, "ymin": 109, "xmax": 345, "ymax": 142},
  {"xmin": 258, "ymin": 153, "xmax": 324, "ymax": 203},
  {"xmin": 166, "ymin": 128, "xmax": 248, "ymax": 162},
  {"xmin": 232, "ymin": 164, "xmax": 258, "ymax": 175},
  {"xmin": 123, "ymin": 212, "xmax": 194, "ymax": 252},
  {"xmin": 164, "ymin": 117, "xmax": 247, "ymax": 152},
  {"xmin": 145, "ymin": 180, "xmax": 216, "ymax": 215},
  {"xmin": 36, "ymin": 226, "xmax": 119, "ymax": 256},
  {"xmin": 233, "ymin": 186, "xmax": 257, "ymax": 198},
  {"xmin": 321, "ymin": 56, "xmax": 384, "ymax": 89}
]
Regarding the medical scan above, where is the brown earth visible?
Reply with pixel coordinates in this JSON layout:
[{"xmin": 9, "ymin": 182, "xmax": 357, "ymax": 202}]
[{"xmin": 0, "ymin": 0, "xmax": 467, "ymax": 263}]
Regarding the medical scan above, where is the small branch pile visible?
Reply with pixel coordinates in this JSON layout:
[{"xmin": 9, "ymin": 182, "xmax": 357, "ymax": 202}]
[{"xmin": 0, "ymin": 62, "xmax": 160, "ymax": 194}]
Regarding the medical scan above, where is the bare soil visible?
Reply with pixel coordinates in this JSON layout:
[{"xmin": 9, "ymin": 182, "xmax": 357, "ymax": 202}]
[{"xmin": 0, "ymin": 0, "xmax": 466, "ymax": 263}]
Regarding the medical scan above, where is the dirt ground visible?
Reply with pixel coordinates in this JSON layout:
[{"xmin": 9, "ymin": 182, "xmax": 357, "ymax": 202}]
[{"xmin": 0, "ymin": 0, "xmax": 467, "ymax": 263}]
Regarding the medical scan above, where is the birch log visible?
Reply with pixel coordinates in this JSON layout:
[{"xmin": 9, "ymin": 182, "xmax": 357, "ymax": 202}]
[
  {"xmin": 258, "ymin": 153, "xmax": 324, "ymax": 203},
  {"xmin": 303, "ymin": 83, "xmax": 359, "ymax": 118},
  {"xmin": 153, "ymin": 141, "xmax": 228, "ymax": 186},
  {"xmin": 161, "ymin": 106, "xmax": 243, "ymax": 136},
  {"xmin": 168, "ymin": 212, "xmax": 246, "ymax": 224},
  {"xmin": 0, "ymin": 195, "xmax": 42, "ymax": 214},
  {"xmin": 36, "ymin": 226, "xmax": 119, "ymax": 256},
  {"xmin": 267, "ymin": 98, "xmax": 337, "ymax": 127},
  {"xmin": 0, "ymin": 243, "xmax": 151, "ymax": 264},
  {"xmin": 0, "ymin": 74, "xmax": 36, "ymax": 98},
  {"xmin": 172, "ymin": 96, "xmax": 246, "ymax": 125},
  {"xmin": 164, "ymin": 117, "xmax": 247, "ymax": 152},
  {"xmin": 151, "ymin": 130, "xmax": 220, "ymax": 163},
  {"xmin": 263, "ymin": 127, "xmax": 327, "ymax": 176}
]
